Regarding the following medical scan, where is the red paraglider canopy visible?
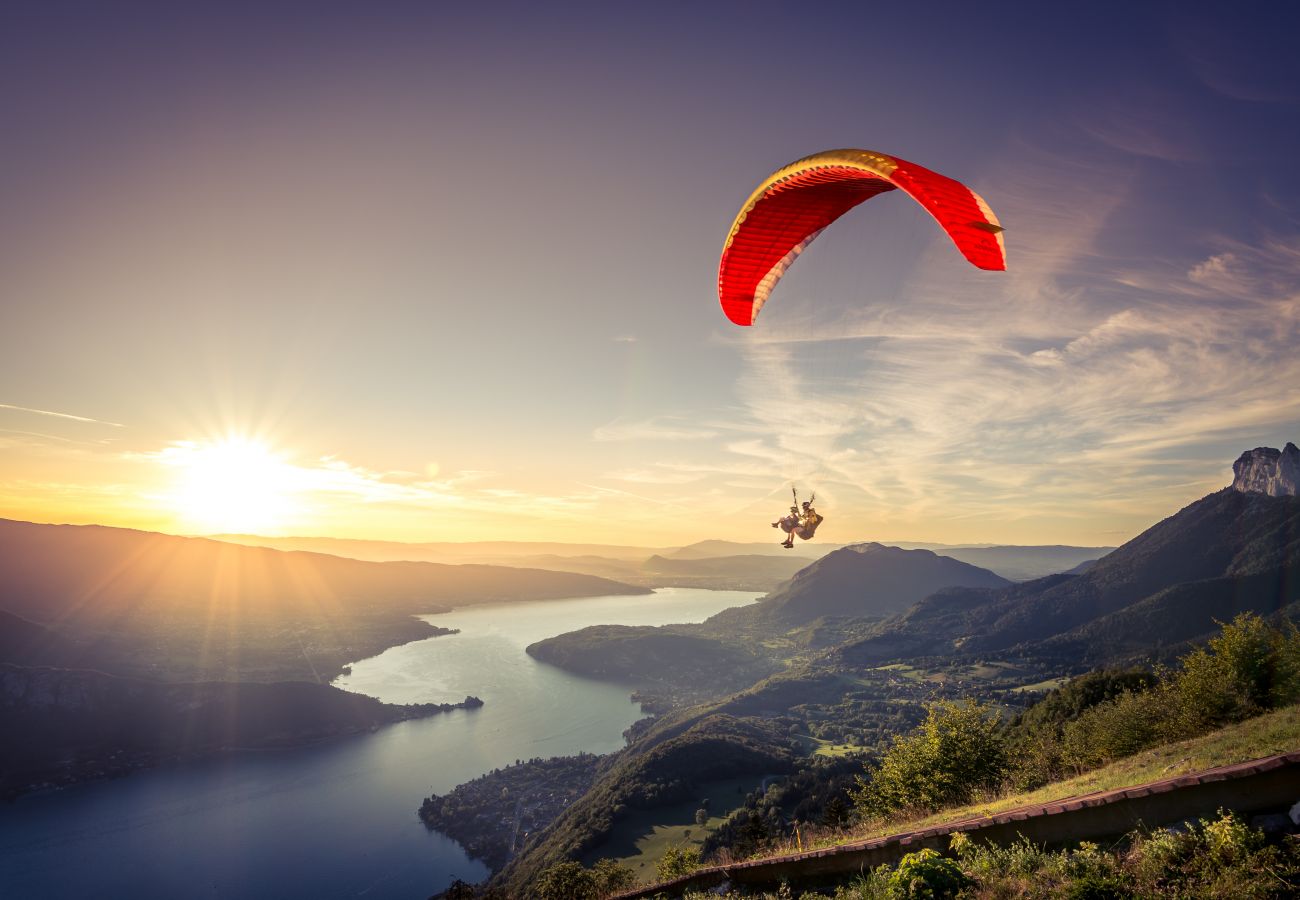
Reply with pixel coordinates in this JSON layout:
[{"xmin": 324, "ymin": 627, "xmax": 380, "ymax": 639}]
[{"xmin": 718, "ymin": 149, "xmax": 1006, "ymax": 326}]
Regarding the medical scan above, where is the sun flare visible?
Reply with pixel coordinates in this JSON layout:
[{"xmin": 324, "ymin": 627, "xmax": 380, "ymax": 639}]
[{"xmin": 164, "ymin": 437, "xmax": 298, "ymax": 534}]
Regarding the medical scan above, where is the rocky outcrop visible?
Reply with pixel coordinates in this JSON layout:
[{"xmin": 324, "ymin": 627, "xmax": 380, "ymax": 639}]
[{"xmin": 1232, "ymin": 443, "xmax": 1300, "ymax": 497}]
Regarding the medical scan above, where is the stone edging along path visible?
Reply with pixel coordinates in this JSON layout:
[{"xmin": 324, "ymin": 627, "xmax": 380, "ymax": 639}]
[{"xmin": 613, "ymin": 750, "xmax": 1300, "ymax": 898}]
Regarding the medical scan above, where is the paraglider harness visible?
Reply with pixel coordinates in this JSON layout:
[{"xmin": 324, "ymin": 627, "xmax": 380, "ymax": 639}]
[{"xmin": 774, "ymin": 487, "xmax": 823, "ymax": 547}]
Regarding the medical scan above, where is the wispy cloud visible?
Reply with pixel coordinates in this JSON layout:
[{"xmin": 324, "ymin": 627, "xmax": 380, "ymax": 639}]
[
  {"xmin": 593, "ymin": 416, "xmax": 718, "ymax": 442},
  {"xmin": 689, "ymin": 122, "xmax": 1300, "ymax": 543},
  {"xmin": 1188, "ymin": 252, "xmax": 1235, "ymax": 284},
  {"xmin": 0, "ymin": 403, "xmax": 124, "ymax": 428}
]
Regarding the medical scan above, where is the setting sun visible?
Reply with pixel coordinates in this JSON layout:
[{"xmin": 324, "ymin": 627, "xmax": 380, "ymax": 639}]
[{"xmin": 163, "ymin": 437, "xmax": 297, "ymax": 534}]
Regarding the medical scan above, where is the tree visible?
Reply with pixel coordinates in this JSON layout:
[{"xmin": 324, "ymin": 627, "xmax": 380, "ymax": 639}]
[
  {"xmin": 852, "ymin": 699, "xmax": 1008, "ymax": 817},
  {"xmin": 655, "ymin": 844, "xmax": 701, "ymax": 882},
  {"xmin": 1173, "ymin": 612, "xmax": 1300, "ymax": 731},
  {"xmin": 740, "ymin": 810, "xmax": 769, "ymax": 851},
  {"xmin": 694, "ymin": 807, "xmax": 709, "ymax": 826},
  {"xmin": 439, "ymin": 879, "xmax": 477, "ymax": 900},
  {"xmin": 590, "ymin": 858, "xmax": 635, "ymax": 895},
  {"xmin": 822, "ymin": 795, "xmax": 850, "ymax": 829},
  {"xmin": 534, "ymin": 861, "xmax": 597, "ymax": 900}
]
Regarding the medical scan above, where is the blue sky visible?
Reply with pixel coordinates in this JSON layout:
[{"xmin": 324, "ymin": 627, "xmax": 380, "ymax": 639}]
[{"xmin": 2, "ymin": 1, "xmax": 1298, "ymax": 545}]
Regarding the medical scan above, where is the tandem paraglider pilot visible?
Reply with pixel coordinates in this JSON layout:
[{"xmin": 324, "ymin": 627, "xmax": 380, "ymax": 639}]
[{"xmin": 772, "ymin": 491, "xmax": 823, "ymax": 549}]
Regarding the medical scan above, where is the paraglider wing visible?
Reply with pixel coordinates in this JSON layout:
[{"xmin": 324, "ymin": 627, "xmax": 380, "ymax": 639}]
[{"xmin": 717, "ymin": 149, "xmax": 1006, "ymax": 326}]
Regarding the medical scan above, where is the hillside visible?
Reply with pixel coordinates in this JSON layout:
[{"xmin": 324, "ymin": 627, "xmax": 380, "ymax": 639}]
[
  {"xmin": 211, "ymin": 534, "xmax": 669, "ymax": 563},
  {"xmin": 932, "ymin": 545, "xmax": 1114, "ymax": 582},
  {"xmin": 616, "ymin": 707, "xmax": 1300, "ymax": 898},
  {"xmin": 836, "ymin": 489, "xmax": 1300, "ymax": 667},
  {"xmin": 0, "ymin": 610, "xmax": 87, "ymax": 668},
  {"xmin": 525, "ymin": 543, "xmax": 1009, "ymax": 710},
  {"xmin": 708, "ymin": 543, "xmax": 1010, "ymax": 630},
  {"xmin": 666, "ymin": 540, "xmax": 836, "ymax": 560},
  {"xmin": 0, "ymin": 518, "xmax": 649, "ymax": 626},
  {"xmin": 0, "ymin": 518, "xmax": 648, "ymax": 682},
  {"xmin": 482, "ymin": 553, "xmax": 809, "ymax": 592},
  {"xmin": 527, "ymin": 626, "xmax": 779, "ymax": 708},
  {"xmin": 0, "ymin": 663, "xmax": 479, "ymax": 800},
  {"xmin": 209, "ymin": 534, "xmax": 1109, "ymax": 587},
  {"xmin": 490, "ymin": 714, "xmax": 797, "ymax": 893},
  {"xmin": 496, "ymin": 458, "xmax": 1300, "ymax": 893}
]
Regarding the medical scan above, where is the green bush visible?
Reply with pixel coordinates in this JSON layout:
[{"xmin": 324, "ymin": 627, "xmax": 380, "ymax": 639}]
[
  {"xmin": 1126, "ymin": 809, "xmax": 1297, "ymax": 897},
  {"xmin": 1060, "ymin": 685, "xmax": 1172, "ymax": 770},
  {"xmin": 1009, "ymin": 669, "xmax": 1160, "ymax": 789},
  {"xmin": 1023, "ymin": 614, "xmax": 1300, "ymax": 778},
  {"xmin": 1058, "ymin": 842, "xmax": 1133, "ymax": 898},
  {"xmin": 655, "ymin": 844, "xmax": 702, "ymax": 882},
  {"xmin": 852, "ymin": 699, "xmax": 1007, "ymax": 817},
  {"xmin": 590, "ymin": 858, "xmax": 636, "ymax": 896},
  {"xmin": 886, "ymin": 849, "xmax": 968, "ymax": 899},
  {"xmin": 1172, "ymin": 614, "xmax": 1300, "ymax": 733},
  {"xmin": 533, "ymin": 860, "xmax": 598, "ymax": 900}
]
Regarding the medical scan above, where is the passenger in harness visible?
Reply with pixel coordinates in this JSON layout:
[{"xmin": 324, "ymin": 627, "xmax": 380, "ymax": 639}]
[{"xmin": 772, "ymin": 490, "xmax": 824, "ymax": 548}]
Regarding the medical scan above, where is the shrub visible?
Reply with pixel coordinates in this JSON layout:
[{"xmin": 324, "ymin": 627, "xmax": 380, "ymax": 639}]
[
  {"xmin": 1200, "ymin": 808, "xmax": 1264, "ymax": 868},
  {"xmin": 590, "ymin": 858, "xmax": 636, "ymax": 896},
  {"xmin": 1126, "ymin": 809, "xmax": 1300, "ymax": 897},
  {"xmin": 1030, "ymin": 614, "xmax": 1300, "ymax": 777},
  {"xmin": 534, "ymin": 860, "xmax": 598, "ymax": 900},
  {"xmin": 1059, "ymin": 842, "xmax": 1132, "ymax": 899},
  {"xmin": 852, "ymin": 699, "xmax": 1007, "ymax": 817},
  {"xmin": 656, "ymin": 844, "xmax": 702, "ymax": 882},
  {"xmin": 886, "ymin": 849, "xmax": 968, "ymax": 899},
  {"xmin": 1172, "ymin": 614, "xmax": 1300, "ymax": 734},
  {"xmin": 1009, "ymin": 669, "xmax": 1160, "ymax": 789},
  {"xmin": 1059, "ymin": 686, "xmax": 1172, "ymax": 770}
]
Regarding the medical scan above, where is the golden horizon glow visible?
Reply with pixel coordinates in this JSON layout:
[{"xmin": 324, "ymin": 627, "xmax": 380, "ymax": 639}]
[{"xmin": 160, "ymin": 437, "xmax": 299, "ymax": 535}]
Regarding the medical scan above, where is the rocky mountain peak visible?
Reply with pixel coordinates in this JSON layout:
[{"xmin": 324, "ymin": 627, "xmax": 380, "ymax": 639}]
[{"xmin": 1231, "ymin": 442, "xmax": 1300, "ymax": 497}]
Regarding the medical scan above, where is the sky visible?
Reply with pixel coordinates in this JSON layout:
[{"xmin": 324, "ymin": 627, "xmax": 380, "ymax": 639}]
[{"xmin": 2, "ymin": 1, "xmax": 1298, "ymax": 547}]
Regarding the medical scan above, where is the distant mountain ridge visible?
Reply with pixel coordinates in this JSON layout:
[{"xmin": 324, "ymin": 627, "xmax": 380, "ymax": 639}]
[
  {"xmin": 0, "ymin": 518, "xmax": 649, "ymax": 629},
  {"xmin": 530, "ymin": 543, "xmax": 1012, "ymax": 698},
  {"xmin": 838, "ymin": 488, "xmax": 1300, "ymax": 667},
  {"xmin": 735, "ymin": 542, "xmax": 1012, "ymax": 627},
  {"xmin": 934, "ymin": 545, "xmax": 1114, "ymax": 582},
  {"xmin": 210, "ymin": 534, "xmax": 1111, "ymax": 582},
  {"xmin": 0, "ymin": 518, "xmax": 649, "ymax": 684}
]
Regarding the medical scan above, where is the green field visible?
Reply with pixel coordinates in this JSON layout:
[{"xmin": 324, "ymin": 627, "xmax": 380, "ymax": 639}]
[
  {"xmin": 582, "ymin": 776, "xmax": 762, "ymax": 882},
  {"xmin": 1012, "ymin": 676, "xmax": 1068, "ymax": 693},
  {"xmin": 811, "ymin": 740, "xmax": 867, "ymax": 758}
]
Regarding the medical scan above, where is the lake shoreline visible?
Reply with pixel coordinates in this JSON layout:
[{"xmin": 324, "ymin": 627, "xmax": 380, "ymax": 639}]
[
  {"xmin": 2, "ymin": 589, "xmax": 757, "ymax": 900},
  {"xmin": 1, "ymin": 671, "xmax": 484, "ymax": 804}
]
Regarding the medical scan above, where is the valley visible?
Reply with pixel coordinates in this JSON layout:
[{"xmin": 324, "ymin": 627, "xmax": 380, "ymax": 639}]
[{"xmin": 4, "ymin": 446, "xmax": 1298, "ymax": 899}]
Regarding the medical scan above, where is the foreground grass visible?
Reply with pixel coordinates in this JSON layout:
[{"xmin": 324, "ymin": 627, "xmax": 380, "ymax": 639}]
[{"xmin": 688, "ymin": 809, "xmax": 1300, "ymax": 899}]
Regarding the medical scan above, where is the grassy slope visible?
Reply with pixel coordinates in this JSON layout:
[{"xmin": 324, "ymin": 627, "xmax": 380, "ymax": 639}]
[
  {"xmin": 584, "ymin": 775, "xmax": 758, "ymax": 882},
  {"xmin": 491, "ymin": 714, "xmax": 796, "ymax": 892},
  {"xmin": 755, "ymin": 703, "xmax": 1300, "ymax": 861}
]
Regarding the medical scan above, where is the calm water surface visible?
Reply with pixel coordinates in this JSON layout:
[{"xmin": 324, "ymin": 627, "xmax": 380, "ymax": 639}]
[{"xmin": 0, "ymin": 588, "xmax": 755, "ymax": 899}]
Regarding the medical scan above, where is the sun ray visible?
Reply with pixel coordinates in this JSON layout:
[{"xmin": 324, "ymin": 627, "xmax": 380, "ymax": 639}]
[{"xmin": 160, "ymin": 436, "xmax": 300, "ymax": 534}]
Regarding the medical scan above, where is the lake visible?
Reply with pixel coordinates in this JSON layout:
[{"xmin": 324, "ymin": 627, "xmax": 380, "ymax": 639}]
[{"xmin": 0, "ymin": 588, "xmax": 756, "ymax": 899}]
